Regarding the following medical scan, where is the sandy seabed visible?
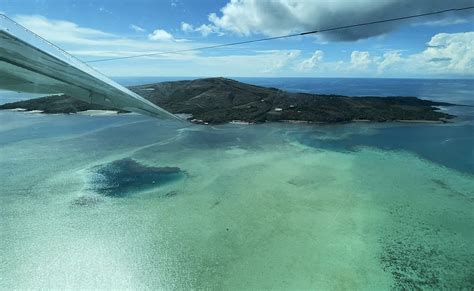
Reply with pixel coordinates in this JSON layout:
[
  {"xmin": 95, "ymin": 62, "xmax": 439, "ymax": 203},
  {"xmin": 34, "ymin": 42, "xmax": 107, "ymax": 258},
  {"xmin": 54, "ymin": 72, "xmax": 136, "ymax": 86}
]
[{"xmin": 1, "ymin": 112, "xmax": 473, "ymax": 289}]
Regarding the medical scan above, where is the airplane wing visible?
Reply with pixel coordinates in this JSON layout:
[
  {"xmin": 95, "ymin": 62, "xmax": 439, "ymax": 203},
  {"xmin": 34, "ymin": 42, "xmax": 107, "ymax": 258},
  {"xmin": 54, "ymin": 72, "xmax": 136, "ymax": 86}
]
[{"xmin": 0, "ymin": 14, "xmax": 179, "ymax": 119}]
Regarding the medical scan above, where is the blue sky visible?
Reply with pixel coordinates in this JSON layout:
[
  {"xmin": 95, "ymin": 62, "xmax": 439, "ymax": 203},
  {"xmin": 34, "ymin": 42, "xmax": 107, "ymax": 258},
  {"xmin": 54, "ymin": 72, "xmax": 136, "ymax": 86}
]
[{"xmin": 2, "ymin": 0, "xmax": 473, "ymax": 78}]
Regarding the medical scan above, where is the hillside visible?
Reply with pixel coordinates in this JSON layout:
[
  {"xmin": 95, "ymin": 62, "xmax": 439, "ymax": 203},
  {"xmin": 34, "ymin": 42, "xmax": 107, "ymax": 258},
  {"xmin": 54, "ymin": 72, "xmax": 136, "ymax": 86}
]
[{"xmin": 0, "ymin": 77, "xmax": 454, "ymax": 123}]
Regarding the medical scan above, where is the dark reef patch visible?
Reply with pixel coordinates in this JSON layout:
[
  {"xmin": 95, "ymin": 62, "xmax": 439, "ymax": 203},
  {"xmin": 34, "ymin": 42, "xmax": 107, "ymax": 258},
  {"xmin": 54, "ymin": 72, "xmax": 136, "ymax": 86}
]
[
  {"xmin": 380, "ymin": 239, "xmax": 442, "ymax": 289},
  {"xmin": 287, "ymin": 177, "xmax": 314, "ymax": 187},
  {"xmin": 431, "ymin": 179, "xmax": 473, "ymax": 202},
  {"xmin": 163, "ymin": 190, "xmax": 179, "ymax": 198},
  {"xmin": 379, "ymin": 203, "xmax": 474, "ymax": 289},
  {"xmin": 71, "ymin": 195, "xmax": 105, "ymax": 207},
  {"xmin": 210, "ymin": 200, "xmax": 221, "ymax": 209},
  {"xmin": 380, "ymin": 235, "xmax": 473, "ymax": 290},
  {"xmin": 89, "ymin": 158, "xmax": 184, "ymax": 197}
]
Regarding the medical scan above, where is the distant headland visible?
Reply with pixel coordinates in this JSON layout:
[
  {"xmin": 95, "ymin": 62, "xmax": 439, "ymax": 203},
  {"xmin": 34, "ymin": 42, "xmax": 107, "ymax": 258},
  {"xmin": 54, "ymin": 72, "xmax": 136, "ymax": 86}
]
[{"xmin": 0, "ymin": 77, "xmax": 455, "ymax": 124}]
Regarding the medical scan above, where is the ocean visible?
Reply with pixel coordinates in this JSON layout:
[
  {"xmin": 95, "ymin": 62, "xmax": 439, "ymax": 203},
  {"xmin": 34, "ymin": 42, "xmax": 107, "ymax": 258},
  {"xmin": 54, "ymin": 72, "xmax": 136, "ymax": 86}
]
[{"xmin": 0, "ymin": 78, "xmax": 473, "ymax": 289}]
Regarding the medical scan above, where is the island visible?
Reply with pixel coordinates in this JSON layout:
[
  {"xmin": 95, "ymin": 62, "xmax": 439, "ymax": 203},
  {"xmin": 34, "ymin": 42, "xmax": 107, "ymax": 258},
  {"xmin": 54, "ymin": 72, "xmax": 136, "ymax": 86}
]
[{"xmin": 0, "ymin": 77, "xmax": 455, "ymax": 124}]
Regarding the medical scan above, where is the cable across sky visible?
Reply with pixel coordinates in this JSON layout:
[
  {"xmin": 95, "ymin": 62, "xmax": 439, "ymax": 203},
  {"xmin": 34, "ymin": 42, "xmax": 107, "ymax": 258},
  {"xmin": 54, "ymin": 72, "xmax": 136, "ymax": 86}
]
[{"xmin": 86, "ymin": 6, "xmax": 474, "ymax": 63}]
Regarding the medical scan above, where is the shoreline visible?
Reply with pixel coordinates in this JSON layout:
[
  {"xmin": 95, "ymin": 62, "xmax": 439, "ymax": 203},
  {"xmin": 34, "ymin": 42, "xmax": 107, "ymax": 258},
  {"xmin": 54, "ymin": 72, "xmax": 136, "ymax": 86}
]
[
  {"xmin": 77, "ymin": 110, "xmax": 120, "ymax": 116},
  {"xmin": 5, "ymin": 108, "xmax": 454, "ymax": 124}
]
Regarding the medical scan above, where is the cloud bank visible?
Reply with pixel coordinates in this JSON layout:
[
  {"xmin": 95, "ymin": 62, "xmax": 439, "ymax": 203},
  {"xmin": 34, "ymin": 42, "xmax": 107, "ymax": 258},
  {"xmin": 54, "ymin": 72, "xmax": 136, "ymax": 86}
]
[
  {"xmin": 196, "ymin": 0, "xmax": 474, "ymax": 41},
  {"xmin": 11, "ymin": 14, "xmax": 473, "ymax": 77},
  {"xmin": 295, "ymin": 32, "xmax": 474, "ymax": 77}
]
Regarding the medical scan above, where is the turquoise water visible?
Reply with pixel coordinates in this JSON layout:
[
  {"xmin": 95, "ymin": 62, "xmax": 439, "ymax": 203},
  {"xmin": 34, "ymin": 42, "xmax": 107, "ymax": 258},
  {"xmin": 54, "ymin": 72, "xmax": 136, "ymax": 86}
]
[{"xmin": 1, "ymin": 78, "xmax": 473, "ymax": 289}]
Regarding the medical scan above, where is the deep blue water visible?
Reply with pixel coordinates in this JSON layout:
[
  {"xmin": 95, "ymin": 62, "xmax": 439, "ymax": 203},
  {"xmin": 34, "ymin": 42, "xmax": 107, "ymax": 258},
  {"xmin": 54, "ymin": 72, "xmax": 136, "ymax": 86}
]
[{"xmin": 290, "ymin": 123, "xmax": 474, "ymax": 174}]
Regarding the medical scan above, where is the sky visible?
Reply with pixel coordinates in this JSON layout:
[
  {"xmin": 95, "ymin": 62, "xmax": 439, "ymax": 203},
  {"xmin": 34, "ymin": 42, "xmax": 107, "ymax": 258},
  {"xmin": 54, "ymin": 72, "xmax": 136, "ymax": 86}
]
[{"xmin": 1, "ymin": 0, "xmax": 474, "ymax": 78}]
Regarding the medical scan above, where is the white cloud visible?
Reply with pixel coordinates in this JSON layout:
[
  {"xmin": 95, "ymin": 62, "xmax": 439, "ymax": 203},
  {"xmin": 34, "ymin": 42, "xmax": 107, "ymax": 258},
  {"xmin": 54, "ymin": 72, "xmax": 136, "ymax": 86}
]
[
  {"xmin": 14, "ymin": 14, "xmax": 115, "ymax": 46},
  {"xmin": 406, "ymin": 32, "xmax": 474, "ymax": 75},
  {"xmin": 180, "ymin": 22, "xmax": 220, "ymax": 37},
  {"xmin": 130, "ymin": 24, "xmax": 145, "ymax": 32},
  {"xmin": 291, "ymin": 32, "xmax": 474, "ymax": 77},
  {"xmin": 193, "ymin": 24, "xmax": 212, "ymax": 37},
  {"xmin": 148, "ymin": 28, "xmax": 191, "ymax": 42},
  {"xmin": 12, "ymin": 14, "xmax": 202, "ymax": 64},
  {"xmin": 181, "ymin": 22, "xmax": 194, "ymax": 33},
  {"xmin": 378, "ymin": 51, "xmax": 402, "ymax": 73},
  {"xmin": 296, "ymin": 50, "xmax": 324, "ymax": 72},
  {"xmin": 148, "ymin": 29, "xmax": 174, "ymax": 41},
  {"xmin": 198, "ymin": 0, "xmax": 474, "ymax": 41},
  {"xmin": 260, "ymin": 50, "xmax": 300, "ymax": 72},
  {"xmin": 350, "ymin": 51, "xmax": 372, "ymax": 70}
]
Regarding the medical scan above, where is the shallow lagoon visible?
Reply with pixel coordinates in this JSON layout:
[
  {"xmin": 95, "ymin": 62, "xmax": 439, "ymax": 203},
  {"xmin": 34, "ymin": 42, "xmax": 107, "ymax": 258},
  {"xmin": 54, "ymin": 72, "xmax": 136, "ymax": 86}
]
[{"xmin": 1, "ymin": 108, "xmax": 473, "ymax": 289}]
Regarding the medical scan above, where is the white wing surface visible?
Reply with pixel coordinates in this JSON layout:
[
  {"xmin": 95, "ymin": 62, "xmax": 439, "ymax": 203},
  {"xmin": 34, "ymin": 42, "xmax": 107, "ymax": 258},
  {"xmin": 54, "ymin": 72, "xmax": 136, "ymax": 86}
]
[{"xmin": 0, "ymin": 14, "xmax": 178, "ymax": 119}]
